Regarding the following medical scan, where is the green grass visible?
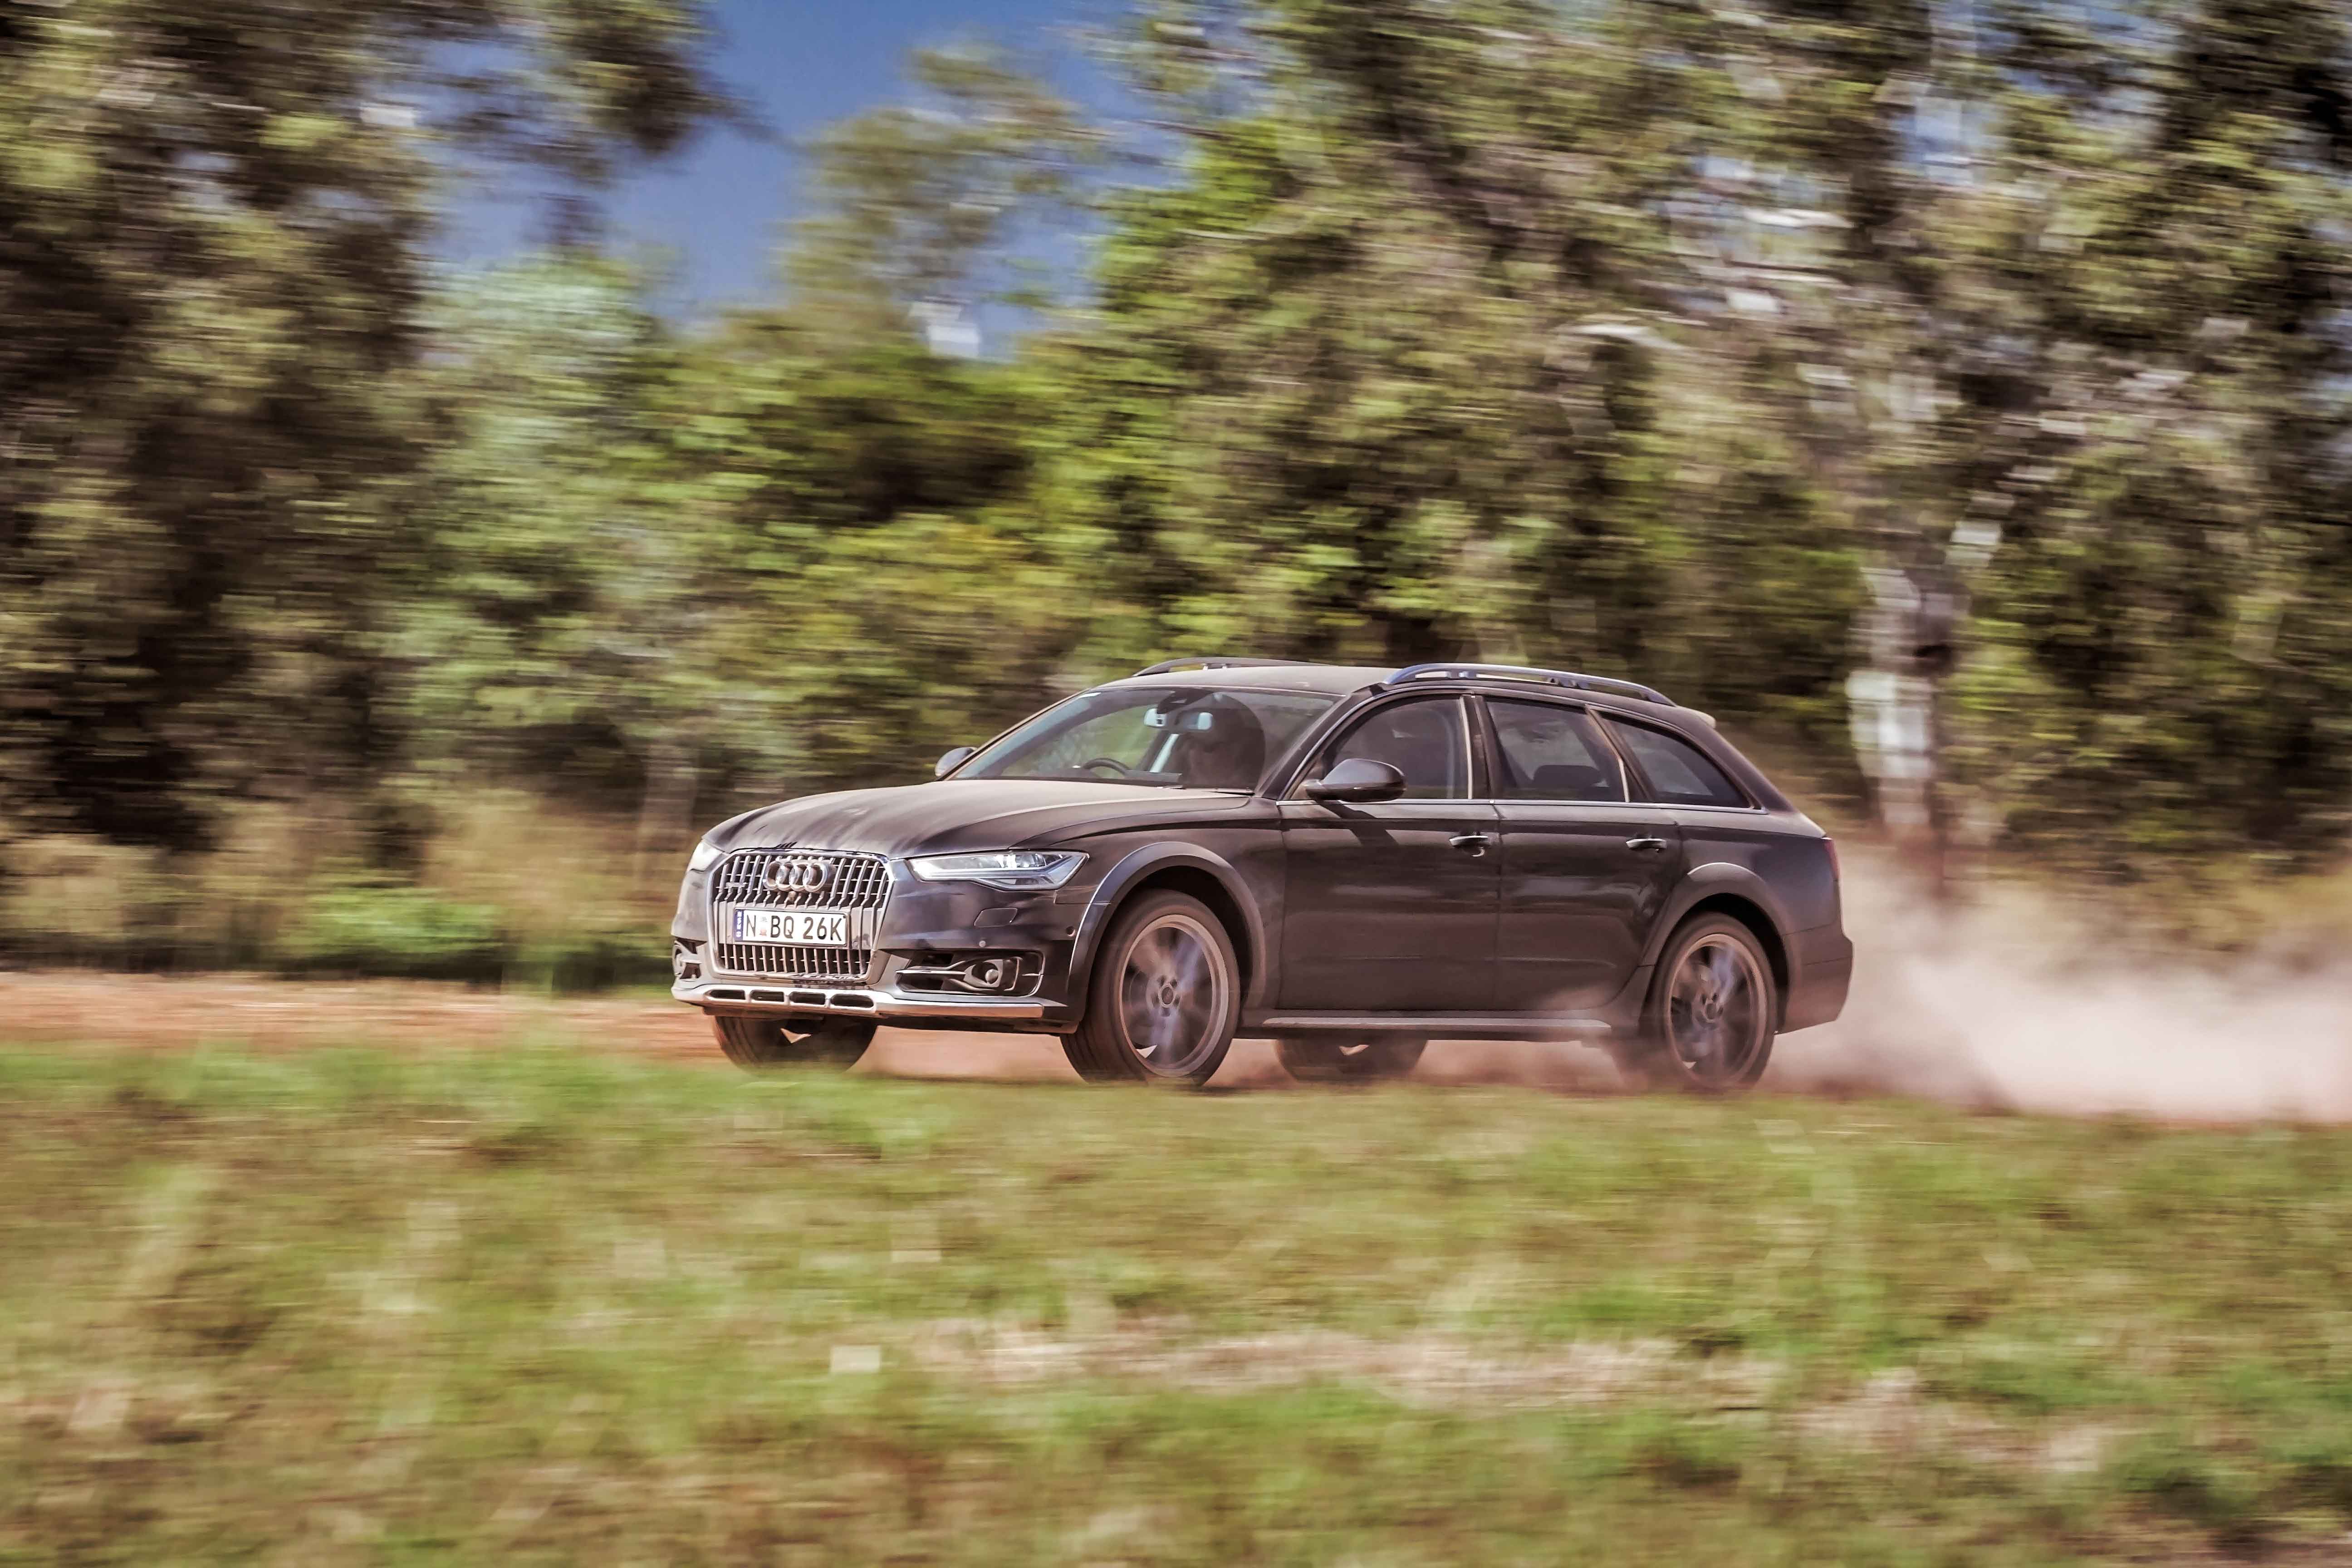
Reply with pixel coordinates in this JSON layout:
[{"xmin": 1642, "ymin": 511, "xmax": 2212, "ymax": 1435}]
[{"xmin": 8, "ymin": 1044, "xmax": 2352, "ymax": 1564}]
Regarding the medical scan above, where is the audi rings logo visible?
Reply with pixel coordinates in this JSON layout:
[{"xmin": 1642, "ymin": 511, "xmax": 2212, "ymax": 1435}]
[{"xmin": 763, "ymin": 857, "xmax": 833, "ymax": 895}]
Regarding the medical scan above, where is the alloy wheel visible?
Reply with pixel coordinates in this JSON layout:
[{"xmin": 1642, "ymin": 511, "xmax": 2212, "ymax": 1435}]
[
  {"xmin": 1665, "ymin": 934, "xmax": 1769, "ymax": 1087},
  {"xmin": 1113, "ymin": 911, "xmax": 1231, "ymax": 1081}
]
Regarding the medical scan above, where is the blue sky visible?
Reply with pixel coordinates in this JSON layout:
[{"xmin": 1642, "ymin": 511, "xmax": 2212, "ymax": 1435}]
[{"xmin": 446, "ymin": 0, "xmax": 1110, "ymax": 314}]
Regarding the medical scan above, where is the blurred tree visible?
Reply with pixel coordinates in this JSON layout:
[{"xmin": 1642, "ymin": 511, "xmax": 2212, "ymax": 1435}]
[
  {"xmin": 401, "ymin": 44, "xmax": 1107, "ymax": 840},
  {"xmin": 10, "ymin": 0, "xmax": 2352, "ymax": 950},
  {"xmin": 394, "ymin": 256, "xmax": 746, "ymax": 869},
  {"xmin": 0, "ymin": 0, "xmax": 727, "ymax": 855},
  {"xmin": 628, "ymin": 307, "xmax": 1083, "ymax": 804},
  {"xmin": 1948, "ymin": 0, "xmax": 2352, "ymax": 870},
  {"xmin": 398, "ymin": 270, "xmax": 1079, "ymax": 842},
  {"xmin": 787, "ymin": 44, "xmax": 1102, "ymax": 348},
  {"xmin": 1651, "ymin": 0, "xmax": 2352, "ymax": 872},
  {"xmin": 1057, "ymin": 0, "xmax": 1863, "ymax": 729},
  {"xmin": 1067, "ymin": 0, "xmax": 2352, "ymax": 875}
]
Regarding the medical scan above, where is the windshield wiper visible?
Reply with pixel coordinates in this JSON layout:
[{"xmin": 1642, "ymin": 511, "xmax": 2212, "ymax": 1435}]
[{"xmin": 1007, "ymin": 769, "xmax": 1179, "ymax": 787}]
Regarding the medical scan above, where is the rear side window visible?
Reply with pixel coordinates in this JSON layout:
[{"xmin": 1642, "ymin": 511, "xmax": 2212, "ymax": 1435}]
[
  {"xmin": 1603, "ymin": 720, "xmax": 1749, "ymax": 808},
  {"xmin": 1486, "ymin": 700, "xmax": 1626, "ymax": 802},
  {"xmin": 1313, "ymin": 697, "xmax": 1469, "ymax": 800}
]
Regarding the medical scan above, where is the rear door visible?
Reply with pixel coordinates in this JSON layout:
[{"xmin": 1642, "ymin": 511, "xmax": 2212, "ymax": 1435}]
[
  {"xmin": 1481, "ymin": 696, "xmax": 1682, "ymax": 1012},
  {"xmin": 1279, "ymin": 695, "xmax": 1501, "ymax": 1011}
]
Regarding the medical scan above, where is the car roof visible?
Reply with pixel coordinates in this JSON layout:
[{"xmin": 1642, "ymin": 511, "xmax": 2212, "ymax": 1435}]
[
  {"xmin": 1099, "ymin": 661, "xmax": 1687, "ymax": 712},
  {"xmin": 1101, "ymin": 664, "xmax": 1396, "ymax": 696},
  {"xmin": 1090, "ymin": 661, "xmax": 1785, "ymax": 809}
]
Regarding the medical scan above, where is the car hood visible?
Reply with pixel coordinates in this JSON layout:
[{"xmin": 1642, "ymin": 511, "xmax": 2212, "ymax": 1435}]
[{"xmin": 710, "ymin": 779, "xmax": 1259, "ymax": 858}]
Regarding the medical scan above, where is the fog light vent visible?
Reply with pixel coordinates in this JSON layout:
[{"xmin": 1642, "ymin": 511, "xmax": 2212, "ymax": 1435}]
[{"xmin": 897, "ymin": 952, "xmax": 1035, "ymax": 995}]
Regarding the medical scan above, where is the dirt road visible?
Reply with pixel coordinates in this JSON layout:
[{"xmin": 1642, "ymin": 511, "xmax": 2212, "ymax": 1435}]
[
  {"xmin": 0, "ymin": 970, "xmax": 1630, "ymax": 1091},
  {"xmin": 17, "ymin": 930, "xmax": 2352, "ymax": 1118}
]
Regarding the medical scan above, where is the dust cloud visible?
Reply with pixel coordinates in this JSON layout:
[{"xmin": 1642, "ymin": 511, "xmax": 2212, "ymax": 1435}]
[
  {"xmin": 1210, "ymin": 854, "xmax": 2352, "ymax": 1121},
  {"xmin": 1764, "ymin": 859, "xmax": 2352, "ymax": 1122}
]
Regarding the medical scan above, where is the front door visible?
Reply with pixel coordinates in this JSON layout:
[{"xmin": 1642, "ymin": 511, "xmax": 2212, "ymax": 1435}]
[
  {"xmin": 1480, "ymin": 696, "xmax": 1683, "ymax": 1012},
  {"xmin": 1279, "ymin": 695, "xmax": 1500, "ymax": 1012}
]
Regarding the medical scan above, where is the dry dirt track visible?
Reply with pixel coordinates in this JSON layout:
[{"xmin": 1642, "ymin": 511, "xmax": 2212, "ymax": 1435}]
[
  {"xmin": 17, "ymin": 931, "xmax": 2352, "ymax": 1118},
  {"xmin": 0, "ymin": 971, "xmax": 1632, "ymax": 1092}
]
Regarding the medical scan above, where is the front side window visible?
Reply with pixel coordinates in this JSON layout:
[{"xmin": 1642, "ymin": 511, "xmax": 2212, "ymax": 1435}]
[
  {"xmin": 1603, "ymin": 719, "xmax": 1749, "ymax": 808},
  {"xmin": 1487, "ymin": 699, "xmax": 1626, "ymax": 801},
  {"xmin": 963, "ymin": 687, "xmax": 1335, "ymax": 789},
  {"xmin": 1307, "ymin": 697, "xmax": 1470, "ymax": 800}
]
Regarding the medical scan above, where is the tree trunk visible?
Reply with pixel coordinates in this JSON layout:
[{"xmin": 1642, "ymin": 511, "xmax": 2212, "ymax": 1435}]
[
  {"xmin": 634, "ymin": 735, "xmax": 701, "ymax": 889},
  {"xmin": 1848, "ymin": 564, "xmax": 1960, "ymax": 902}
]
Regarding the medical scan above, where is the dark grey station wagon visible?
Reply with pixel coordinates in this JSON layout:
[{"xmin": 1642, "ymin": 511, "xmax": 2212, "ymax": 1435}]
[{"xmin": 671, "ymin": 659, "xmax": 1852, "ymax": 1089}]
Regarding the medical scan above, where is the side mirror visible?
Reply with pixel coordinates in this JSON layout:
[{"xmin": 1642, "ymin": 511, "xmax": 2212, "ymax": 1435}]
[
  {"xmin": 1303, "ymin": 757, "xmax": 1407, "ymax": 804},
  {"xmin": 935, "ymin": 745, "xmax": 977, "ymax": 779}
]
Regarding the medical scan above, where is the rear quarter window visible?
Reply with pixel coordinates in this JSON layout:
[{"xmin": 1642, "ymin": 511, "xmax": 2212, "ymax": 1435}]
[{"xmin": 1603, "ymin": 719, "xmax": 1750, "ymax": 808}]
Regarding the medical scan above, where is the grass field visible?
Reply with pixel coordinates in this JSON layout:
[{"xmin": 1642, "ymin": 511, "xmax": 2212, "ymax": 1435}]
[{"xmin": 9, "ymin": 1037, "xmax": 2352, "ymax": 1565}]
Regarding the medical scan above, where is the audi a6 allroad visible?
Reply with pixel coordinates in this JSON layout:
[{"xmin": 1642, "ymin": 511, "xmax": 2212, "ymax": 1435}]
[{"xmin": 671, "ymin": 659, "xmax": 1852, "ymax": 1089}]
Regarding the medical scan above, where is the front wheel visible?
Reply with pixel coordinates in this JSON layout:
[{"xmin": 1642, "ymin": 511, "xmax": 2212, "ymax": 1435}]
[
  {"xmin": 1275, "ymin": 1034, "xmax": 1426, "ymax": 1084},
  {"xmin": 712, "ymin": 1014, "xmax": 876, "ymax": 1072},
  {"xmin": 1061, "ymin": 891, "xmax": 1240, "ymax": 1086},
  {"xmin": 1620, "ymin": 915, "xmax": 1777, "ymax": 1093}
]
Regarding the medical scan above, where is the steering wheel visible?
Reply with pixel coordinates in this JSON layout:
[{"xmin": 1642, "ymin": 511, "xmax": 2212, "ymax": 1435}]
[{"xmin": 1078, "ymin": 756, "xmax": 1137, "ymax": 779}]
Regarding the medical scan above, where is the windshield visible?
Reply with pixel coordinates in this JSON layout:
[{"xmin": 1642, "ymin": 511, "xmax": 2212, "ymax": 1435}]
[{"xmin": 961, "ymin": 687, "xmax": 1338, "ymax": 789}]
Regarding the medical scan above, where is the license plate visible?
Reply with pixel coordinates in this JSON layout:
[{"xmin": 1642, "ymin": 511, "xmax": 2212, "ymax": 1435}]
[{"xmin": 728, "ymin": 908, "xmax": 850, "ymax": 946}]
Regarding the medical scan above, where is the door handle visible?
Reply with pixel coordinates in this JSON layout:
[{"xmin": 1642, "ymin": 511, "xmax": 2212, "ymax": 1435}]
[
  {"xmin": 1626, "ymin": 837, "xmax": 1671, "ymax": 853},
  {"xmin": 1449, "ymin": 833, "xmax": 1494, "ymax": 856}
]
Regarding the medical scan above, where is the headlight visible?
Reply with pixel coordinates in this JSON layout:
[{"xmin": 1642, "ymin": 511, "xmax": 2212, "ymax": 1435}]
[
  {"xmin": 908, "ymin": 850, "xmax": 1087, "ymax": 891},
  {"xmin": 687, "ymin": 838, "xmax": 724, "ymax": 875}
]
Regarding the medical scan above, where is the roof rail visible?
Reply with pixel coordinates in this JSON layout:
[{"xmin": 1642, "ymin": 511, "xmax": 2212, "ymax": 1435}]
[
  {"xmin": 1130, "ymin": 656, "xmax": 1306, "ymax": 678},
  {"xmin": 1383, "ymin": 662, "xmax": 1676, "ymax": 707}
]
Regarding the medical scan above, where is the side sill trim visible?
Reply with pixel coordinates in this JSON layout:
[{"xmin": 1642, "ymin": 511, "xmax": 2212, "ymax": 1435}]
[{"xmin": 1250, "ymin": 1013, "xmax": 1615, "ymax": 1040}]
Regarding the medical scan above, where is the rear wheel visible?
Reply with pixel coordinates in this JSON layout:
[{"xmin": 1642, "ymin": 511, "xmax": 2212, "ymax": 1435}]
[
  {"xmin": 1620, "ymin": 914, "xmax": 1777, "ymax": 1093},
  {"xmin": 711, "ymin": 1014, "xmax": 876, "ymax": 1071},
  {"xmin": 1061, "ymin": 891, "xmax": 1240, "ymax": 1086},
  {"xmin": 1275, "ymin": 1034, "xmax": 1426, "ymax": 1084}
]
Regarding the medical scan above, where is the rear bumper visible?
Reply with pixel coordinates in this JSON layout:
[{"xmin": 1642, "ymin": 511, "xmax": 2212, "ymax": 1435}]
[{"xmin": 1782, "ymin": 924, "xmax": 1853, "ymax": 1033}]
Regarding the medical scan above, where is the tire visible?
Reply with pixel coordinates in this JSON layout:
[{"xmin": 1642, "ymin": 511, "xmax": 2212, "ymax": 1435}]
[
  {"xmin": 711, "ymin": 1014, "xmax": 877, "ymax": 1072},
  {"xmin": 1619, "ymin": 914, "xmax": 1778, "ymax": 1093},
  {"xmin": 1275, "ymin": 1034, "xmax": 1426, "ymax": 1084},
  {"xmin": 1061, "ymin": 891, "xmax": 1240, "ymax": 1086}
]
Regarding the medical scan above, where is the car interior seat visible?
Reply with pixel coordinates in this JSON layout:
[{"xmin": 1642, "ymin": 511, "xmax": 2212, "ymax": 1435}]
[
  {"xmin": 1527, "ymin": 762, "xmax": 1618, "ymax": 800},
  {"xmin": 1180, "ymin": 700, "xmax": 1267, "ymax": 788},
  {"xmin": 1353, "ymin": 708, "xmax": 1460, "ymax": 795}
]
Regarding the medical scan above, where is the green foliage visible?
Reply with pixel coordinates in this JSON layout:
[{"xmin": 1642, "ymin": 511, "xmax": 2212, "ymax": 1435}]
[
  {"xmin": 789, "ymin": 43, "xmax": 1102, "ymax": 325},
  {"xmin": 0, "ymin": 798, "xmax": 681, "ymax": 985},
  {"xmin": 282, "ymin": 877, "xmax": 508, "ymax": 982},
  {"xmin": 0, "ymin": 0, "xmax": 727, "ymax": 856},
  {"xmin": 8, "ymin": 0, "xmax": 2352, "ymax": 941},
  {"xmin": 1073, "ymin": 0, "xmax": 2352, "ymax": 870}
]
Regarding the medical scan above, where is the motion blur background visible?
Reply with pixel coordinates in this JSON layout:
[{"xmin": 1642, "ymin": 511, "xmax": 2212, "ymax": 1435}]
[
  {"xmin": 8, "ymin": 0, "xmax": 2352, "ymax": 985},
  {"xmin": 16, "ymin": 7, "xmax": 2352, "ymax": 1562}
]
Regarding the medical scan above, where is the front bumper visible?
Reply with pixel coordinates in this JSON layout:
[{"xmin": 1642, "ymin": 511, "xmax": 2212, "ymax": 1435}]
[
  {"xmin": 671, "ymin": 974, "xmax": 1063, "ymax": 1029},
  {"xmin": 673, "ymin": 855, "xmax": 1091, "ymax": 1032}
]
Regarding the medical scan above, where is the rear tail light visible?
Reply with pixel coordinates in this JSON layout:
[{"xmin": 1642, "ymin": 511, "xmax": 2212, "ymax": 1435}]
[{"xmin": 1824, "ymin": 836, "xmax": 1841, "ymax": 886}]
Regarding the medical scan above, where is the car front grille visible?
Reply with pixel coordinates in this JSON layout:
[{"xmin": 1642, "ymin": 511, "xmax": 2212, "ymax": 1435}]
[{"xmin": 709, "ymin": 848, "xmax": 892, "ymax": 982}]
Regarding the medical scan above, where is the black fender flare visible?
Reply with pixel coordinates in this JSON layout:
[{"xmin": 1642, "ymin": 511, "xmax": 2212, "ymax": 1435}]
[
  {"xmin": 1641, "ymin": 860, "xmax": 1801, "ymax": 999},
  {"xmin": 1067, "ymin": 843, "xmax": 1270, "ymax": 1015}
]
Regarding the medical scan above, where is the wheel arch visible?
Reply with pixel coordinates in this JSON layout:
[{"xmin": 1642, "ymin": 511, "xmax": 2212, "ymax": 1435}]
[
  {"xmin": 1674, "ymin": 894, "xmax": 1790, "ymax": 1011},
  {"xmin": 1646, "ymin": 864, "xmax": 1796, "ymax": 1024},
  {"xmin": 1068, "ymin": 845, "xmax": 1264, "ymax": 1014}
]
